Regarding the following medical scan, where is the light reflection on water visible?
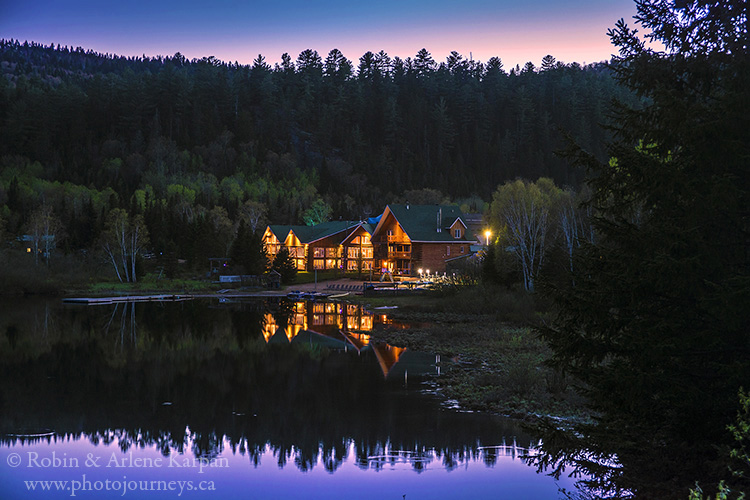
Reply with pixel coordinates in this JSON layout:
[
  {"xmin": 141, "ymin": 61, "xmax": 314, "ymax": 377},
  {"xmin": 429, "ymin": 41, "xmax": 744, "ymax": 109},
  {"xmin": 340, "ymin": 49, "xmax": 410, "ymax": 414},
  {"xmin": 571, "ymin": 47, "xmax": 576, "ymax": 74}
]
[{"xmin": 0, "ymin": 298, "xmax": 580, "ymax": 499}]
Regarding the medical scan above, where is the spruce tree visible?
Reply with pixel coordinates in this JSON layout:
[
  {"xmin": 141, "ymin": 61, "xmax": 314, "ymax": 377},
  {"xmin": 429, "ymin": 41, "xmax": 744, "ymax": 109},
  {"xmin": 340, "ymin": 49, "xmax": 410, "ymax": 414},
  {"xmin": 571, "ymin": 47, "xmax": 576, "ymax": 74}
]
[
  {"xmin": 272, "ymin": 247, "xmax": 297, "ymax": 284},
  {"xmin": 538, "ymin": 1, "xmax": 750, "ymax": 497},
  {"xmin": 230, "ymin": 221, "xmax": 267, "ymax": 275}
]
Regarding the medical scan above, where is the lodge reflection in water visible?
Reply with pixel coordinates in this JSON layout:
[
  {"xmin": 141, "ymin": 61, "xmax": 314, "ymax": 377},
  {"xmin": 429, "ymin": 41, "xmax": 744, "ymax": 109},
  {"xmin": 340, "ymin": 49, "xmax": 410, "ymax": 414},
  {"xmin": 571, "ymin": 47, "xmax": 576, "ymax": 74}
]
[
  {"xmin": 0, "ymin": 298, "xmax": 583, "ymax": 498},
  {"xmin": 263, "ymin": 301, "xmax": 407, "ymax": 378}
]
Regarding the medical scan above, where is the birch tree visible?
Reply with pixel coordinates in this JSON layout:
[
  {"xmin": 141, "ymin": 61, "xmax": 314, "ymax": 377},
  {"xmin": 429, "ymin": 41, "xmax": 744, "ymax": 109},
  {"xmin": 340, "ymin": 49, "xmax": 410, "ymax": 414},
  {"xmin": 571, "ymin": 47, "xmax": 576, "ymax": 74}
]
[
  {"xmin": 490, "ymin": 178, "xmax": 561, "ymax": 291},
  {"xmin": 128, "ymin": 214, "xmax": 149, "ymax": 282},
  {"xmin": 102, "ymin": 208, "xmax": 149, "ymax": 283},
  {"xmin": 559, "ymin": 186, "xmax": 595, "ymax": 279},
  {"xmin": 238, "ymin": 200, "xmax": 267, "ymax": 234}
]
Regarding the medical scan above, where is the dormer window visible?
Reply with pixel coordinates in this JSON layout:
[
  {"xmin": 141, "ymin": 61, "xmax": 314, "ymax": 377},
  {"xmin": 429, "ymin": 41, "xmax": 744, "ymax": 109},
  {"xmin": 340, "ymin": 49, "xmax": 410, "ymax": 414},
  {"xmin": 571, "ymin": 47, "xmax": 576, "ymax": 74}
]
[{"xmin": 454, "ymin": 228, "xmax": 461, "ymax": 238}]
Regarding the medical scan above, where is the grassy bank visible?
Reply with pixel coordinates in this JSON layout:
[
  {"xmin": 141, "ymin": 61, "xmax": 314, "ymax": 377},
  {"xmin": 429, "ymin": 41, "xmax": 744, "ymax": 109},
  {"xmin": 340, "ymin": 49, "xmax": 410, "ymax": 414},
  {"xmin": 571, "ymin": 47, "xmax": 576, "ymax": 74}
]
[
  {"xmin": 0, "ymin": 248, "xmax": 219, "ymax": 296},
  {"xmin": 86, "ymin": 273, "xmax": 217, "ymax": 294},
  {"xmin": 0, "ymin": 249, "xmax": 94, "ymax": 295},
  {"xmin": 365, "ymin": 285, "xmax": 588, "ymax": 422}
]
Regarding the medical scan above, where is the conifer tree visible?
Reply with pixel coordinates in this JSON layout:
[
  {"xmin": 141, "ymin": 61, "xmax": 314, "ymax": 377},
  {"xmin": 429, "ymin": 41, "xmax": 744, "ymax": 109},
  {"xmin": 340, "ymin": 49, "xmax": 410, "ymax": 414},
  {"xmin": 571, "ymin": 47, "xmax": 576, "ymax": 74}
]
[
  {"xmin": 537, "ymin": 1, "xmax": 750, "ymax": 497},
  {"xmin": 272, "ymin": 247, "xmax": 297, "ymax": 284},
  {"xmin": 230, "ymin": 221, "xmax": 267, "ymax": 275}
]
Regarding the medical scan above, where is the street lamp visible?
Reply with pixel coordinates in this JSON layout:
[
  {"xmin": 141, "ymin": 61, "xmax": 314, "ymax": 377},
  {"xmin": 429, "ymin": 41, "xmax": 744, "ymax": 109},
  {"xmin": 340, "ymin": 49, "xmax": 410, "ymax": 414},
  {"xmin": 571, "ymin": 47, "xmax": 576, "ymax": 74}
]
[{"xmin": 485, "ymin": 229, "xmax": 491, "ymax": 246}]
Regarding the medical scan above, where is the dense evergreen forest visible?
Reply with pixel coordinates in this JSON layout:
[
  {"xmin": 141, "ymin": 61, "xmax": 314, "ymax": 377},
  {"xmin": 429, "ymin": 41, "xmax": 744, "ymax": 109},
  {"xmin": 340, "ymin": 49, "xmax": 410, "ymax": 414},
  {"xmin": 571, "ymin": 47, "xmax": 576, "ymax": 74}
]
[
  {"xmin": 0, "ymin": 39, "xmax": 635, "ymax": 259},
  {"xmin": 1, "ymin": 0, "xmax": 749, "ymax": 496}
]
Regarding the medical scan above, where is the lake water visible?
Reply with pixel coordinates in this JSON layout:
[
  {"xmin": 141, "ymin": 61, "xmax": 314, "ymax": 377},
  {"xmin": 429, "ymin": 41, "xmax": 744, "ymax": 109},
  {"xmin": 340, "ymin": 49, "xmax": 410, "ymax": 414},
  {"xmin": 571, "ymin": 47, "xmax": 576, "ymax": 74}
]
[{"xmin": 0, "ymin": 297, "xmax": 581, "ymax": 499}]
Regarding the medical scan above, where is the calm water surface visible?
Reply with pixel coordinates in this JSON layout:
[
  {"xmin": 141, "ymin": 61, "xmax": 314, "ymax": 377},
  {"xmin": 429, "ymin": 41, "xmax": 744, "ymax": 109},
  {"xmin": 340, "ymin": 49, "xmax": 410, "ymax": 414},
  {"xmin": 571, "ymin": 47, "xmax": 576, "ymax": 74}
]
[{"xmin": 0, "ymin": 298, "xmax": 580, "ymax": 499}]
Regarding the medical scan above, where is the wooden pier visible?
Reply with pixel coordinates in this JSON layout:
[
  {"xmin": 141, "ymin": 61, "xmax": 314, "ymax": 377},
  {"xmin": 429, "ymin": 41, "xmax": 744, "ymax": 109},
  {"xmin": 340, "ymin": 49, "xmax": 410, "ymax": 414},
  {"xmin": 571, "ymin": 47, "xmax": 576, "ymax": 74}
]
[{"xmin": 62, "ymin": 294, "xmax": 194, "ymax": 305}]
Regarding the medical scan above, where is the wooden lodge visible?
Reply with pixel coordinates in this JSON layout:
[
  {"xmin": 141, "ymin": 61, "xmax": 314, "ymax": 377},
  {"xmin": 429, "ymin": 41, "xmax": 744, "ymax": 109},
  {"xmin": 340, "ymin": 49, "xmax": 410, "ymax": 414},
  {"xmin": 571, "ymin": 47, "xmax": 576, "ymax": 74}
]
[
  {"xmin": 371, "ymin": 204, "xmax": 477, "ymax": 276},
  {"xmin": 262, "ymin": 221, "xmax": 375, "ymax": 272},
  {"xmin": 262, "ymin": 204, "xmax": 477, "ymax": 277}
]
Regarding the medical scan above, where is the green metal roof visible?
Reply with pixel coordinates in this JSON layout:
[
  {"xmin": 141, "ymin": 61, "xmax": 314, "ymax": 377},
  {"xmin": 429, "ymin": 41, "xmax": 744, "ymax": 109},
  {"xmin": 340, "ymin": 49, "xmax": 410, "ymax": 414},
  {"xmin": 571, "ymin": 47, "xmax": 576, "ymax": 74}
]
[
  {"xmin": 268, "ymin": 221, "xmax": 360, "ymax": 244},
  {"xmin": 384, "ymin": 204, "xmax": 477, "ymax": 242}
]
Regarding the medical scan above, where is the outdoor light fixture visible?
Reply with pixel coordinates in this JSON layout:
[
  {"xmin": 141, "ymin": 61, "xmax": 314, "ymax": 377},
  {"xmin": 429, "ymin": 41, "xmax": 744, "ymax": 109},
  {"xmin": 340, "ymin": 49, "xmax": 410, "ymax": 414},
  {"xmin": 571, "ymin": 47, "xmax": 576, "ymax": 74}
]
[
  {"xmin": 485, "ymin": 230, "xmax": 491, "ymax": 245},
  {"xmin": 418, "ymin": 268, "xmax": 423, "ymax": 275}
]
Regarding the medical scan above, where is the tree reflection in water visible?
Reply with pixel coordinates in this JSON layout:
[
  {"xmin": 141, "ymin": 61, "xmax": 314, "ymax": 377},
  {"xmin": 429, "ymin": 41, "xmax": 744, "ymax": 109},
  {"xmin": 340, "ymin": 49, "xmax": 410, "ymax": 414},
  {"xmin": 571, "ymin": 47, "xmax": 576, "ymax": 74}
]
[{"xmin": 0, "ymin": 298, "xmax": 540, "ymax": 476}]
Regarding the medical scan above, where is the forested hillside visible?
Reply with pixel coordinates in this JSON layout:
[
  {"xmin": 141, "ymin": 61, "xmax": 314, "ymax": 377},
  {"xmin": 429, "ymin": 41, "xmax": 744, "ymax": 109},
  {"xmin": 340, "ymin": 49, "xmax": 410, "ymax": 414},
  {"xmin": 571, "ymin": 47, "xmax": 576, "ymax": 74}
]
[{"xmin": 0, "ymin": 39, "xmax": 635, "ymax": 276}]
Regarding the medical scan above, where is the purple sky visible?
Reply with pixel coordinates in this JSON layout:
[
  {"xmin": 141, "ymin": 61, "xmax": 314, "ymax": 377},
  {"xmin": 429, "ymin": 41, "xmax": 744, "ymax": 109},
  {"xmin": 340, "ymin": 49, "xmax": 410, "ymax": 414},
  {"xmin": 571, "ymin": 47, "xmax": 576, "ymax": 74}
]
[{"xmin": 1, "ymin": 0, "xmax": 639, "ymax": 68}]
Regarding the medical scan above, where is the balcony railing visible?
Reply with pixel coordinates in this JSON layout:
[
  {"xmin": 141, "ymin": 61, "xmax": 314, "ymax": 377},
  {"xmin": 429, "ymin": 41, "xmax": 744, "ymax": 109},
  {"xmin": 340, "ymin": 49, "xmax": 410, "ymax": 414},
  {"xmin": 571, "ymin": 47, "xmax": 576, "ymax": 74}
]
[{"xmin": 387, "ymin": 251, "xmax": 411, "ymax": 260}]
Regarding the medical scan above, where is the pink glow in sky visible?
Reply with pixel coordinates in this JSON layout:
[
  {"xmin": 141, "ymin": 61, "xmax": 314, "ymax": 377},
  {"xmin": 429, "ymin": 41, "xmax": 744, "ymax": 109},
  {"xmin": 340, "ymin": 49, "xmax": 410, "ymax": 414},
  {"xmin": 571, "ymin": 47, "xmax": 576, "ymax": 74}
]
[{"xmin": 1, "ymin": 0, "xmax": 640, "ymax": 68}]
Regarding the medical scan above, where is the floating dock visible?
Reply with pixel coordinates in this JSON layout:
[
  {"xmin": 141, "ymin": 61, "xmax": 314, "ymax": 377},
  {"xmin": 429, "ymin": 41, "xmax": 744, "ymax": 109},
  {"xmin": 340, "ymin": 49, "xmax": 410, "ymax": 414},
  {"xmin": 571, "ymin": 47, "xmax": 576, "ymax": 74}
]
[{"xmin": 62, "ymin": 294, "xmax": 194, "ymax": 305}]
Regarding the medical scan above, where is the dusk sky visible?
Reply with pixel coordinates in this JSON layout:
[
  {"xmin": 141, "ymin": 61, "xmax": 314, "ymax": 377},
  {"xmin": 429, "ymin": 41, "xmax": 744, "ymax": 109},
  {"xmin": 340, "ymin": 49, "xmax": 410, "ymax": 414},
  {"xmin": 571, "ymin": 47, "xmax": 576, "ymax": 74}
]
[{"xmin": 2, "ymin": 0, "xmax": 639, "ymax": 69}]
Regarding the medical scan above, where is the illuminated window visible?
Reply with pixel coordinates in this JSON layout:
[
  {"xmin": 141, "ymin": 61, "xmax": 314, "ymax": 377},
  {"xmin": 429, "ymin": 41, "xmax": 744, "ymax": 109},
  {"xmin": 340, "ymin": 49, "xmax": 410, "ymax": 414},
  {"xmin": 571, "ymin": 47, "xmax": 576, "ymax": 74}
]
[
  {"xmin": 313, "ymin": 247, "xmax": 325, "ymax": 258},
  {"xmin": 348, "ymin": 260, "xmax": 373, "ymax": 271}
]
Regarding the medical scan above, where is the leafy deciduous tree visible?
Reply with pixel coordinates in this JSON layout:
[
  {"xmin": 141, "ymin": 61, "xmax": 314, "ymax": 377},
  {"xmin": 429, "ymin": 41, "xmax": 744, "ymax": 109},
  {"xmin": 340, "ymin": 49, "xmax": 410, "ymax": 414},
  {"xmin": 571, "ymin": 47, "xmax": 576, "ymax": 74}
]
[
  {"xmin": 489, "ymin": 178, "xmax": 561, "ymax": 291},
  {"xmin": 302, "ymin": 198, "xmax": 332, "ymax": 226},
  {"xmin": 101, "ymin": 208, "xmax": 149, "ymax": 283},
  {"xmin": 25, "ymin": 204, "xmax": 64, "ymax": 266}
]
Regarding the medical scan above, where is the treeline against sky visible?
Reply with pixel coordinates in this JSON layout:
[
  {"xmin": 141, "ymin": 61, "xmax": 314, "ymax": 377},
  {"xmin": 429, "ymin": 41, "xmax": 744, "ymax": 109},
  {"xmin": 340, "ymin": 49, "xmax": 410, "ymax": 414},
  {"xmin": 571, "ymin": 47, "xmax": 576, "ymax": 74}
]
[{"xmin": 0, "ymin": 40, "xmax": 635, "ymax": 216}]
